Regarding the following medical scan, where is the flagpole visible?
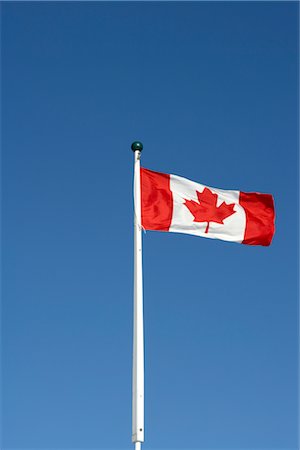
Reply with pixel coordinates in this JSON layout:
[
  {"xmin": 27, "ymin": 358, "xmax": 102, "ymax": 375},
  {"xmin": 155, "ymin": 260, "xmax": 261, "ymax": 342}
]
[{"xmin": 131, "ymin": 141, "xmax": 144, "ymax": 449}]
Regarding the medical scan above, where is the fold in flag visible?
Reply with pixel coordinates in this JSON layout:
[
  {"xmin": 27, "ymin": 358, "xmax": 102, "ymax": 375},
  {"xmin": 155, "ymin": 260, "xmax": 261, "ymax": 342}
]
[{"xmin": 141, "ymin": 168, "xmax": 275, "ymax": 246}]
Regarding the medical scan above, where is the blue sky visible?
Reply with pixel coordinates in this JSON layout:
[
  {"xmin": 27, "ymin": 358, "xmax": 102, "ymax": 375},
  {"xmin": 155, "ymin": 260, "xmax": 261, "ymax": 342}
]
[{"xmin": 1, "ymin": 2, "xmax": 299, "ymax": 449}]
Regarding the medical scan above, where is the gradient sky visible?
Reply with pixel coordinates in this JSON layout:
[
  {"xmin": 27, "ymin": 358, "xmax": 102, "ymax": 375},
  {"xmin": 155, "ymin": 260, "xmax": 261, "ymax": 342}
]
[{"xmin": 1, "ymin": 2, "xmax": 299, "ymax": 450}]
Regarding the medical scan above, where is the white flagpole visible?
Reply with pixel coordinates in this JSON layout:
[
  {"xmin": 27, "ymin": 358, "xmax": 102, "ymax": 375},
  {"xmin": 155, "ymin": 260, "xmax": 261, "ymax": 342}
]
[{"xmin": 131, "ymin": 141, "xmax": 144, "ymax": 449}]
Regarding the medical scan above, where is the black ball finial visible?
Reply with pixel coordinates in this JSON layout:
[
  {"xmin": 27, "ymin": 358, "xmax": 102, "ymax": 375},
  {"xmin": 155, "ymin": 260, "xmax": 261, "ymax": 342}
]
[{"xmin": 131, "ymin": 141, "xmax": 143, "ymax": 152}]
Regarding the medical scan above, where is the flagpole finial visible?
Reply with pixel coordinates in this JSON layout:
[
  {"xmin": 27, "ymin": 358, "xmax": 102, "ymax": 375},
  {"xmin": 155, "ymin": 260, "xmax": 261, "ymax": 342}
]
[{"xmin": 131, "ymin": 141, "xmax": 143, "ymax": 152}]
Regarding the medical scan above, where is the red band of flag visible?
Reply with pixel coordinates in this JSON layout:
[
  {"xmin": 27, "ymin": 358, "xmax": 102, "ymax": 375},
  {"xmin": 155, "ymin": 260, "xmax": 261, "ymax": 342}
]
[
  {"xmin": 141, "ymin": 168, "xmax": 173, "ymax": 231},
  {"xmin": 240, "ymin": 192, "xmax": 275, "ymax": 246}
]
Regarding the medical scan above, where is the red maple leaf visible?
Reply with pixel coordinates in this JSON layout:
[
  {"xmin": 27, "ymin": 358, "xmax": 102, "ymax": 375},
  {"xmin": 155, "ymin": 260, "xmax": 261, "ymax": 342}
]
[{"xmin": 184, "ymin": 187, "xmax": 236, "ymax": 233}]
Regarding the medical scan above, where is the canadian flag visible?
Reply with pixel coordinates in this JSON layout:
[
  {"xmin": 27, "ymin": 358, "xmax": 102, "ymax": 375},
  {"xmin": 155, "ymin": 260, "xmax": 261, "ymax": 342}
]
[{"xmin": 141, "ymin": 168, "xmax": 275, "ymax": 246}]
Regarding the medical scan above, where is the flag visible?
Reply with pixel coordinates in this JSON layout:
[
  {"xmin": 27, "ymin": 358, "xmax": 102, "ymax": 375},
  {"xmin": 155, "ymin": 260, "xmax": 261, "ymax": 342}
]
[{"xmin": 140, "ymin": 168, "xmax": 275, "ymax": 246}]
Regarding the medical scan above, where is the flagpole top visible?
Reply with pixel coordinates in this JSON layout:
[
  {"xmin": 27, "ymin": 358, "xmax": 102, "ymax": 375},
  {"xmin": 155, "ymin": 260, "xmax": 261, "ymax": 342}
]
[{"xmin": 131, "ymin": 141, "xmax": 143, "ymax": 152}]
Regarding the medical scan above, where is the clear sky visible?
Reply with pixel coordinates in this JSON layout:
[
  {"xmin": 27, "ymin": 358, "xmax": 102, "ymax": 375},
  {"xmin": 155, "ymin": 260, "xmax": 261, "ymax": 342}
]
[{"xmin": 1, "ymin": 2, "xmax": 299, "ymax": 449}]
